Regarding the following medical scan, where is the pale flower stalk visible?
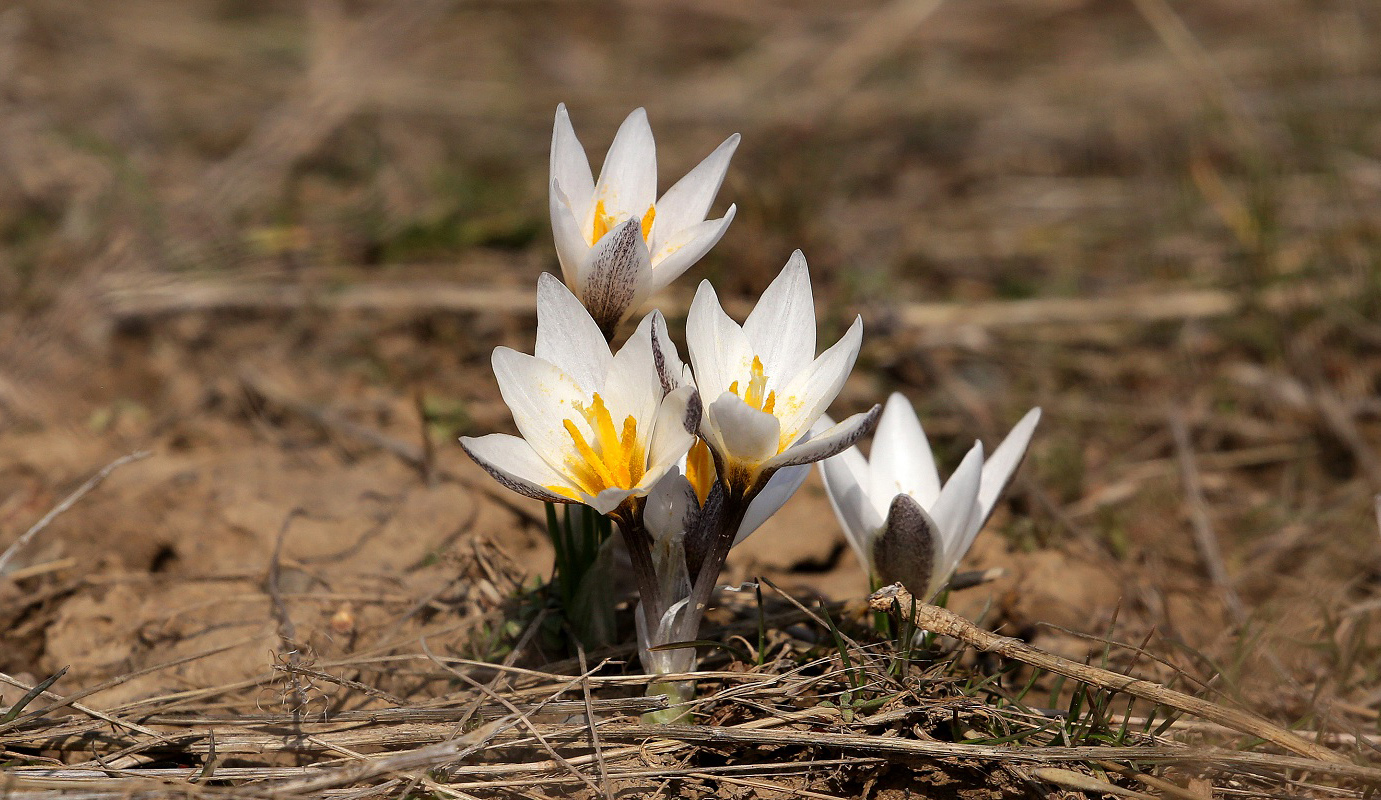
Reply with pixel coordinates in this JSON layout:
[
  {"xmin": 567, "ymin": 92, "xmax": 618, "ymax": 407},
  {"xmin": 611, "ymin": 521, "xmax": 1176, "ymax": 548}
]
[
  {"xmin": 818, "ymin": 392, "xmax": 1041, "ymax": 601},
  {"xmin": 550, "ymin": 104, "xmax": 739, "ymax": 337}
]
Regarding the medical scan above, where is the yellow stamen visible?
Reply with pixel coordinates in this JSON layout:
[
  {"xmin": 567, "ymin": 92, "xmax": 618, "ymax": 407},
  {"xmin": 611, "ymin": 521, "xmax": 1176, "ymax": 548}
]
[
  {"xmin": 685, "ymin": 438, "xmax": 715, "ymax": 506},
  {"xmin": 728, "ymin": 356, "xmax": 776, "ymax": 414},
  {"xmin": 588, "ymin": 199, "xmax": 656, "ymax": 246},
  {"xmin": 544, "ymin": 392, "xmax": 646, "ymax": 500},
  {"xmin": 564, "ymin": 419, "xmax": 620, "ymax": 490},
  {"xmin": 640, "ymin": 204, "xmax": 656, "ymax": 239}
]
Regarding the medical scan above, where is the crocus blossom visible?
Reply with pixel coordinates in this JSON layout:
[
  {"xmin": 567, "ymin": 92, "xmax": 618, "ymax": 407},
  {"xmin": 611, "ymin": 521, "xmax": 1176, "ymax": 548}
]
[
  {"xmin": 818, "ymin": 393, "xmax": 1041, "ymax": 600},
  {"xmin": 460, "ymin": 273, "xmax": 699, "ymax": 515},
  {"xmin": 685, "ymin": 251, "xmax": 880, "ymax": 496},
  {"xmin": 550, "ymin": 104, "xmax": 739, "ymax": 336}
]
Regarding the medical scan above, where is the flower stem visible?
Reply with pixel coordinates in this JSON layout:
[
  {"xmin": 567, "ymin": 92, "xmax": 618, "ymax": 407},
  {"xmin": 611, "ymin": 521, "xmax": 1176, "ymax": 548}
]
[{"xmin": 642, "ymin": 679, "xmax": 695, "ymax": 724}]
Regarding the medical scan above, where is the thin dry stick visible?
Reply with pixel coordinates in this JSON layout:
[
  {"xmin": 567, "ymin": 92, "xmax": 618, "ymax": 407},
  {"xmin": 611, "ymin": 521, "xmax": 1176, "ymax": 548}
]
[
  {"xmin": 1097, "ymin": 760, "xmax": 1211, "ymax": 800},
  {"xmin": 1128, "ymin": 0, "xmax": 1266, "ymax": 155},
  {"xmin": 0, "ymin": 636, "xmax": 259, "ymax": 736},
  {"xmin": 0, "ymin": 450, "xmax": 149, "ymax": 578},
  {"xmin": 1169, "ymin": 412, "xmax": 1296, "ymax": 689},
  {"xmin": 419, "ymin": 638, "xmax": 604, "ymax": 798},
  {"xmin": 688, "ymin": 772, "xmax": 848, "ymax": 800},
  {"xmin": 267, "ymin": 508, "xmax": 310, "ymax": 715},
  {"xmin": 1167, "ymin": 413, "xmax": 1247, "ymax": 624},
  {"xmin": 802, "ymin": 0, "xmax": 944, "ymax": 121},
  {"xmin": 574, "ymin": 641, "xmax": 614, "ymax": 800},
  {"xmin": 600, "ymin": 723, "xmax": 1377, "ymax": 781},
  {"xmin": 265, "ymin": 714, "xmax": 519, "ymax": 796},
  {"xmin": 867, "ymin": 584, "xmax": 1347, "ymax": 765},
  {"xmin": 0, "ymin": 672, "xmax": 158, "ymax": 739}
]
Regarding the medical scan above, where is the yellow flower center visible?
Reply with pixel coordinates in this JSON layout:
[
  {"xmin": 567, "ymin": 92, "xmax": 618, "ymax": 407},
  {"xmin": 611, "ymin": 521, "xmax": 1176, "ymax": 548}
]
[
  {"xmin": 727, "ymin": 356, "xmax": 776, "ymax": 414},
  {"xmin": 545, "ymin": 393, "xmax": 645, "ymax": 502},
  {"xmin": 685, "ymin": 438, "xmax": 715, "ymax": 506},
  {"xmin": 588, "ymin": 199, "xmax": 656, "ymax": 246}
]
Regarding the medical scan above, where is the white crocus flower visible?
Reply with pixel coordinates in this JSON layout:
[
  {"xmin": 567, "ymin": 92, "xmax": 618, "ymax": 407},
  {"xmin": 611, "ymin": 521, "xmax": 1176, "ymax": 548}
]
[
  {"xmin": 550, "ymin": 104, "xmax": 739, "ymax": 336},
  {"xmin": 685, "ymin": 251, "xmax": 880, "ymax": 497},
  {"xmin": 460, "ymin": 273, "xmax": 699, "ymax": 516},
  {"xmin": 818, "ymin": 393, "xmax": 1041, "ymax": 601}
]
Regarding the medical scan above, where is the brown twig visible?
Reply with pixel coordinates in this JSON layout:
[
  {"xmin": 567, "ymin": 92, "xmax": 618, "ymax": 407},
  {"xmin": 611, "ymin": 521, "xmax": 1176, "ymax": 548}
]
[
  {"xmin": 867, "ymin": 584, "xmax": 1348, "ymax": 765},
  {"xmin": 1167, "ymin": 412, "xmax": 1248, "ymax": 624},
  {"xmin": 0, "ymin": 450, "xmax": 150, "ymax": 578},
  {"xmin": 575, "ymin": 641, "xmax": 614, "ymax": 800},
  {"xmin": 419, "ymin": 638, "xmax": 605, "ymax": 798}
]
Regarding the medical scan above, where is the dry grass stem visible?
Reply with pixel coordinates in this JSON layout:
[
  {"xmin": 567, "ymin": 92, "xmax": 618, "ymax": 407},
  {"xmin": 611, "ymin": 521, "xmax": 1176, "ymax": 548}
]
[{"xmin": 868, "ymin": 584, "xmax": 1350, "ymax": 765}]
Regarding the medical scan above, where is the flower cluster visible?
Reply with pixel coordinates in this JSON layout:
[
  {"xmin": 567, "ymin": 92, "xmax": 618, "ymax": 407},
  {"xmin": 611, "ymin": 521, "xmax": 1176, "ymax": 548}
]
[{"xmin": 462, "ymin": 105, "xmax": 1040, "ymax": 715}]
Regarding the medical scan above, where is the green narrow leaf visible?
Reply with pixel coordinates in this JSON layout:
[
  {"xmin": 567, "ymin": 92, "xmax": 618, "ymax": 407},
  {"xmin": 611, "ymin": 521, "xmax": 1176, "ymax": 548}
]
[{"xmin": 1, "ymin": 666, "xmax": 68, "ymax": 724}]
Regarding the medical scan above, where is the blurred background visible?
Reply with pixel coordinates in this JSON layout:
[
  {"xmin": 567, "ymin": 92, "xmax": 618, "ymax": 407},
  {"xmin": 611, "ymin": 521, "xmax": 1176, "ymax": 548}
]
[{"xmin": 3, "ymin": 0, "xmax": 1381, "ymax": 718}]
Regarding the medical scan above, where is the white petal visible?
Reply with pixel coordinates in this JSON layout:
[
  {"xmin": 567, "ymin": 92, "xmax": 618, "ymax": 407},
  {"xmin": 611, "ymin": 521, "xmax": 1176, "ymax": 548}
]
[
  {"xmin": 644, "ymin": 469, "xmax": 697, "ymax": 544},
  {"xmin": 735, "ymin": 463, "xmax": 810, "ymax": 545},
  {"xmin": 869, "ymin": 392, "xmax": 942, "ymax": 511},
  {"xmin": 602, "ymin": 314, "xmax": 661, "ymax": 428},
  {"xmin": 704, "ymin": 392, "xmax": 780, "ymax": 467},
  {"xmin": 535, "ymin": 272, "xmax": 611, "ymax": 393},
  {"xmin": 646, "ymin": 209, "xmax": 735, "ymax": 295},
  {"xmin": 594, "ymin": 107, "xmax": 657, "ymax": 220},
  {"xmin": 459, "ymin": 433, "xmax": 575, "ymax": 504},
  {"xmin": 492, "ymin": 347, "xmax": 587, "ymax": 466},
  {"xmin": 650, "ymin": 133, "xmax": 739, "ymax": 254},
  {"xmin": 818, "ymin": 445, "xmax": 882, "ymax": 571},
  {"xmin": 646, "ymin": 310, "xmax": 686, "ymax": 394},
  {"xmin": 929, "ymin": 442, "xmax": 984, "ymax": 584},
  {"xmin": 744, "ymin": 251, "xmax": 816, "ymax": 385},
  {"xmin": 872, "ymin": 493, "xmax": 942, "ymax": 600},
  {"xmin": 647, "ymin": 385, "xmax": 700, "ymax": 472},
  {"xmin": 978, "ymin": 407, "xmax": 1041, "ymax": 526},
  {"xmin": 579, "ymin": 217, "xmax": 652, "ymax": 332},
  {"xmin": 551, "ymin": 104, "xmax": 595, "ymax": 225},
  {"xmin": 773, "ymin": 315, "xmax": 863, "ymax": 447},
  {"xmin": 550, "ymin": 182, "xmax": 592, "ymax": 285},
  {"xmin": 587, "ymin": 486, "xmax": 641, "ymax": 516},
  {"xmin": 763, "ymin": 404, "xmax": 880, "ymax": 471},
  {"xmin": 686, "ymin": 279, "xmax": 755, "ymax": 403}
]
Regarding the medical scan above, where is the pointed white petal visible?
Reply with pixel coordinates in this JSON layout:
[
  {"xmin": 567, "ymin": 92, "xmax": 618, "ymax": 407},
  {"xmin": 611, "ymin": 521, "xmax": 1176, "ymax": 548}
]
[
  {"xmin": 929, "ymin": 442, "xmax": 984, "ymax": 584},
  {"xmin": 818, "ymin": 445, "xmax": 883, "ymax": 571},
  {"xmin": 646, "ymin": 310, "xmax": 686, "ymax": 393},
  {"xmin": 870, "ymin": 392, "xmax": 942, "ymax": 511},
  {"xmin": 872, "ymin": 493, "xmax": 942, "ymax": 600},
  {"xmin": 763, "ymin": 404, "xmax": 880, "ymax": 470},
  {"xmin": 773, "ymin": 315, "xmax": 863, "ymax": 447},
  {"xmin": 551, "ymin": 104, "xmax": 595, "ymax": 225},
  {"xmin": 602, "ymin": 314, "xmax": 661, "ymax": 429},
  {"xmin": 550, "ymin": 182, "xmax": 592, "ymax": 284},
  {"xmin": 686, "ymin": 279, "xmax": 755, "ymax": 403},
  {"xmin": 646, "ymin": 209, "xmax": 735, "ymax": 294},
  {"xmin": 734, "ymin": 463, "xmax": 810, "ymax": 545},
  {"xmin": 579, "ymin": 217, "xmax": 652, "ymax": 333},
  {"xmin": 977, "ymin": 407, "xmax": 1041, "ymax": 526},
  {"xmin": 704, "ymin": 392, "xmax": 780, "ymax": 467},
  {"xmin": 459, "ymin": 433, "xmax": 576, "ymax": 504},
  {"xmin": 535, "ymin": 272, "xmax": 611, "ymax": 394},
  {"xmin": 647, "ymin": 385, "xmax": 700, "ymax": 473},
  {"xmin": 594, "ymin": 107, "xmax": 657, "ymax": 220},
  {"xmin": 743, "ymin": 251, "xmax": 816, "ymax": 385},
  {"xmin": 650, "ymin": 133, "xmax": 739, "ymax": 254},
  {"xmin": 492, "ymin": 347, "xmax": 588, "ymax": 465}
]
